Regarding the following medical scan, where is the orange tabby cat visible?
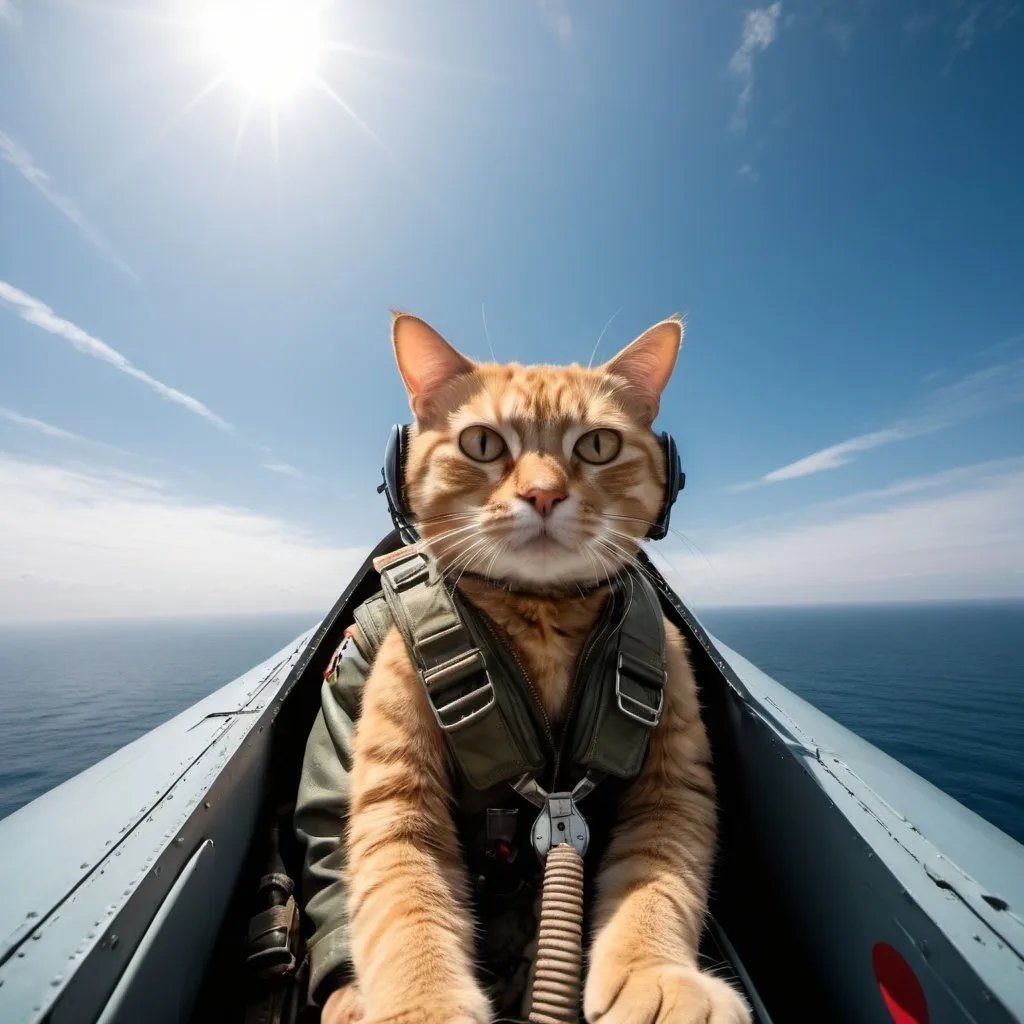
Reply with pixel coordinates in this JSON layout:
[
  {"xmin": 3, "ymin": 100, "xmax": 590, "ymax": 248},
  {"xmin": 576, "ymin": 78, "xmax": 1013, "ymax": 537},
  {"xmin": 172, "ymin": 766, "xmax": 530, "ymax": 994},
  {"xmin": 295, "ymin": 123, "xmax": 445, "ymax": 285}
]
[{"xmin": 330, "ymin": 314, "xmax": 749, "ymax": 1024}]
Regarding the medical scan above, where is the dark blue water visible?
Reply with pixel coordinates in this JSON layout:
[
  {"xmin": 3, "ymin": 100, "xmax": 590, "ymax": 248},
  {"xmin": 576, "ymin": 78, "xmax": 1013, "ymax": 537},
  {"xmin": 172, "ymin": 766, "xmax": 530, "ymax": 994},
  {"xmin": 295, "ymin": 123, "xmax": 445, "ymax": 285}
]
[
  {"xmin": 0, "ymin": 605, "xmax": 1021, "ymax": 845},
  {"xmin": 699, "ymin": 602, "xmax": 1024, "ymax": 845},
  {"xmin": 0, "ymin": 614, "xmax": 315, "ymax": 821}
]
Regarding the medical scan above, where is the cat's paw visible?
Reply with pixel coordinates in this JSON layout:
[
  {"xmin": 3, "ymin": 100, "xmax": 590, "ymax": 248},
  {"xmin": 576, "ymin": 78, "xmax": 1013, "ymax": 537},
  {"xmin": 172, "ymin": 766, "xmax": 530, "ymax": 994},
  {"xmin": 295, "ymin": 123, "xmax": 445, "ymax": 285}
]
[
  {"xmin": 322, "ymin": 983, "xmax": 365, "ymax": 1024},
  {"xmin": 359, "ymin": 984, "xmax": 490, "ymax": 1024},
  {"xmin": 584, "ymin": 962, "xmax": 750, "ymax": 1024}
]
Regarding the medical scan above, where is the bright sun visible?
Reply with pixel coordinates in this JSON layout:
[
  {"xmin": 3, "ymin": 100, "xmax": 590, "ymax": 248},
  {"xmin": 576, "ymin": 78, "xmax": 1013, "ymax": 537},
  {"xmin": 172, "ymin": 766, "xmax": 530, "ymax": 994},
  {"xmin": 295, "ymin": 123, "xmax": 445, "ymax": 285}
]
[{"xmin": 200, "ymin": 1, "xmax": 325, "ymax": 104}]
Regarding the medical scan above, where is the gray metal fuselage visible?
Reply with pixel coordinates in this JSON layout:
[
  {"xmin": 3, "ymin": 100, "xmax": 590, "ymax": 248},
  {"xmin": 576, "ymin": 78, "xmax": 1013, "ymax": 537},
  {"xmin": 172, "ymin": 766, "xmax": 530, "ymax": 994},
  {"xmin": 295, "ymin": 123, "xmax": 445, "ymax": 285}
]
[{"xmin": 0, "ymin": 534, "xmax": 1020, "ymax": 1023}]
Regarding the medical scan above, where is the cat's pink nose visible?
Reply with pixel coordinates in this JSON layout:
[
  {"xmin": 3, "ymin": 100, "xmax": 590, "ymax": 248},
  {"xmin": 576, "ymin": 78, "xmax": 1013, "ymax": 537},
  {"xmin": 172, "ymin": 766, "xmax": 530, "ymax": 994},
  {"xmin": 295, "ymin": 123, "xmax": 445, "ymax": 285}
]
[{"xmin": 522, "ymin": 487, "xmax": 568, "ymax": 517}]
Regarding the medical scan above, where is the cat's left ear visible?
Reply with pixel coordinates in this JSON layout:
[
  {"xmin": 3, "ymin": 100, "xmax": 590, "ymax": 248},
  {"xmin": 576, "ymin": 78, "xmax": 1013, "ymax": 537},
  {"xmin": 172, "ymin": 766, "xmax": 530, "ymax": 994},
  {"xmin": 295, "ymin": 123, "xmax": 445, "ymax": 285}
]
[
  {"xmin": 392, "ymin": 312, "xmax": 476, "ymax": 420},
  {"xmin": 603, "ymin": 316, "xmax": 683, "ymax": 422}
]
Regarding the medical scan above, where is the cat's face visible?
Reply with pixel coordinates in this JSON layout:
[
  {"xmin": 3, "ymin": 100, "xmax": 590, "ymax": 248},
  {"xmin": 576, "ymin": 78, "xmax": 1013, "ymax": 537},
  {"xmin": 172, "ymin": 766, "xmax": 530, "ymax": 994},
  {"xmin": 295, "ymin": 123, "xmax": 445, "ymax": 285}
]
[{"xmin": 392, "ymin": 314, "xmax": 682, "ymax": 590}]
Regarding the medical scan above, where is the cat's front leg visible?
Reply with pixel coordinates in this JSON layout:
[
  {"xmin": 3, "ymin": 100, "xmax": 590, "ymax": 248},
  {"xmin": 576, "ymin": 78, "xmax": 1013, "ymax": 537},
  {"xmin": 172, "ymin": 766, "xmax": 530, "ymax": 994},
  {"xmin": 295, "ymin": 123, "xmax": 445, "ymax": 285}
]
[
  {"xmin": 583, "ymin": 625, "xmax": 750, "ymax": 1024},
  {"xmin": 346, "ymin": 630, "xmax": 490, "ymax": 1024},
  {"xmin": 321, "ymin": 983, "xmax": 364, "ymax": 1024}
]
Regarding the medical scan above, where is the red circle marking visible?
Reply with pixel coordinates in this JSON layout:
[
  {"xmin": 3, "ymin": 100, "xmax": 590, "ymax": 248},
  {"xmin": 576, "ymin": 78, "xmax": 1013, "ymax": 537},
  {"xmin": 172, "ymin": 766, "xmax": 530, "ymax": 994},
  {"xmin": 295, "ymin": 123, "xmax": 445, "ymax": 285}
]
[{"xmin": 872, "ymin": 942, "xmax": 929, "ymax": 1024}]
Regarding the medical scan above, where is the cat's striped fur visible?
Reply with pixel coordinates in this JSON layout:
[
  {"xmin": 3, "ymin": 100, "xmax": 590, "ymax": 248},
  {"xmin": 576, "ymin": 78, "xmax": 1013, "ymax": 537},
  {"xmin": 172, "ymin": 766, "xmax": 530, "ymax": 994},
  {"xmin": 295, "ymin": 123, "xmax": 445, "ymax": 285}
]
[{"xmin": 327, "ymin": 315, "xmax": 750, "ymax": 1024}]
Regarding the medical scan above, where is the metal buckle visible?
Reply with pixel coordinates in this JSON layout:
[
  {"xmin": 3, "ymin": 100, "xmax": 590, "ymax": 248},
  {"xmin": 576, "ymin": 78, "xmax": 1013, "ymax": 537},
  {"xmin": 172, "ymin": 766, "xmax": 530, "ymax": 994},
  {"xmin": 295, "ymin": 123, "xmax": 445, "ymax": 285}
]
[
  {"xmin": 530, "ymin": 792, "xmax": 590, "ymax": 860},
  {"xmin": 615, "ymin": 651, "xmax": 666, "ymax": 727},
  {"xmin": 424, "ymin": 648, "xmax": 495, "ymax": 733}
]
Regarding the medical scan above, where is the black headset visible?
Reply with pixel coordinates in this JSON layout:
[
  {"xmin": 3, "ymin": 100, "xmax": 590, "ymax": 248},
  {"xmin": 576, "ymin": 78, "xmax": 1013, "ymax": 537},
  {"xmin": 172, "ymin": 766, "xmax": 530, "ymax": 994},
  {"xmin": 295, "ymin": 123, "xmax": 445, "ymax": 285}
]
[{"xmin": 379, "ymin": 423, "xmax": 684, "ymax": 544}]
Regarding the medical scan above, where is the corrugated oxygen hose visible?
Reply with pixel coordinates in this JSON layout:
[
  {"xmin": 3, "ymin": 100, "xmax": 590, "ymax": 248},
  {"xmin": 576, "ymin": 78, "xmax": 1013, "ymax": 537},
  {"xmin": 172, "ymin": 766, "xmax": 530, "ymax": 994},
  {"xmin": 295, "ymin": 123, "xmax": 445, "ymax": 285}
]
[{"xmin": 527, "ymin": 843, "xmax": 586, "ymax": 1024}]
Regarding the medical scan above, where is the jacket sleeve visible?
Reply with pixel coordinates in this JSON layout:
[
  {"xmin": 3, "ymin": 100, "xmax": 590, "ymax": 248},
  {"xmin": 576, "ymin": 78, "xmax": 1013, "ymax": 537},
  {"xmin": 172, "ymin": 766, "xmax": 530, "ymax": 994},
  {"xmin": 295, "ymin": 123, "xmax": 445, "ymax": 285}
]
[{"xmin": 293, "ymin": 630, "xmax": 371, "ymax": 1005}]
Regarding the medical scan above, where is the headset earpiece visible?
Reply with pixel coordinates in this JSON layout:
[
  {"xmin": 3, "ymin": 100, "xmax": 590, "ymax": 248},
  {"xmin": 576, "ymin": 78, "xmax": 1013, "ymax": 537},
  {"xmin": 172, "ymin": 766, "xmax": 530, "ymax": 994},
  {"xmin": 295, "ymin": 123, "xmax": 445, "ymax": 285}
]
[
  {"xmin": 646, "ymin": 432, "xmax": 685, "ymax": 541},
  {"xmin": 379, "ymin": 423, "xmax": 418, "ymax": 543}
]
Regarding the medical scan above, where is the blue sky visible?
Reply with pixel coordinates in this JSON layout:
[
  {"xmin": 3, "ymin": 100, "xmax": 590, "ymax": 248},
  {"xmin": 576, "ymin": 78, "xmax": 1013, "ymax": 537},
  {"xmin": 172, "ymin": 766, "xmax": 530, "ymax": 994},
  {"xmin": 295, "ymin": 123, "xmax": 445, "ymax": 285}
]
[{"xmin": 1, "ymin": 0, "xmax": 1023, "ymax": 619}]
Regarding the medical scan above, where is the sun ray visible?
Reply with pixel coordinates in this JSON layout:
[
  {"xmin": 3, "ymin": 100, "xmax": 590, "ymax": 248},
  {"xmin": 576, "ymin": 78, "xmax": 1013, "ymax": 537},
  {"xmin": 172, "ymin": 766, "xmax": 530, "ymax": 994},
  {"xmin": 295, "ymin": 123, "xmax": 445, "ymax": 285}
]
[
  {"xmin": 88, "ymin": 75, "xmax": 226, "ymax": 199},
  {"xmin": 312, "ymin": 77, "xmax": 395, "ymax": 162}
]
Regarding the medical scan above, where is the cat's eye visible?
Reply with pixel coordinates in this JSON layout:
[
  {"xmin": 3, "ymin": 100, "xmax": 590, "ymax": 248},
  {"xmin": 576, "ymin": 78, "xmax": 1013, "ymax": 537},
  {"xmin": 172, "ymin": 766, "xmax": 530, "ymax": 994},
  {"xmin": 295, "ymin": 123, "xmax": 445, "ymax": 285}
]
[
  {"xmin": 574, "ymin": 428, "xmax": 622, "ymax": 465},
  {"xmin": 458, "ymin": 425, "xmax": 507, "ymax": 463}
]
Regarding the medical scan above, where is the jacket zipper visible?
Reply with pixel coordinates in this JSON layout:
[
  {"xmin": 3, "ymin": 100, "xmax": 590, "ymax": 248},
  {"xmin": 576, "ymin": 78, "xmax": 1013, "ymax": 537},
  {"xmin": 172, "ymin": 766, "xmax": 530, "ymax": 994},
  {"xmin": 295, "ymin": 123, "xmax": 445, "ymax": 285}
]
[
  {"xmin": 551, "ymin": 588, "xmax": 617, "ymax": 787},
  {"xmin": 476, "ymin": 613, "xmax": 555, "ymax": 751},
  {"xmin": 472, "ymin": 583, "xmax": 619, "ymax": 791}
]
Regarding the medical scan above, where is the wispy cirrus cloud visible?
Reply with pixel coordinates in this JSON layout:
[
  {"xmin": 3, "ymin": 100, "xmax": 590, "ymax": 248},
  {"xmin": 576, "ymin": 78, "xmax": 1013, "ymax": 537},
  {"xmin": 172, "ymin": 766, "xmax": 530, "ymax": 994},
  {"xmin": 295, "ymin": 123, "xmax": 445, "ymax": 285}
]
[
  {"xmin": 732, "ymin": 355, "xmax": 1024, "ymax": 490},
  {"xmin": 663, "ymin": 458, "xmax": 1024, "ymax": 607},
  {"xmin": 0, "ymin": 406, "xmax": 141, "ymax": 460},
  {"xmin": 728, "ymin": 3, "xmax": 782, "ymax": 133},
  {"xmin": 0, "ymin": 131, "xmax": 137, "ymax": 281},
  {"xmin": 903, "ymin": 2, "xmax": 1019, "ymax": 71},
  {"xmin": 0, "ymin": 281, "xmax": 234, "ymax": 432},
  {"xmin": 0, "ymin": 0, "xmax": 21, "ymax": 27},
  {"xmin": 262, "ymin": 460, "xmax": 305, "ymax": 480},
  {"xmin": 0, "ymin": 453, "xmax": 369, "ymax": 621}
]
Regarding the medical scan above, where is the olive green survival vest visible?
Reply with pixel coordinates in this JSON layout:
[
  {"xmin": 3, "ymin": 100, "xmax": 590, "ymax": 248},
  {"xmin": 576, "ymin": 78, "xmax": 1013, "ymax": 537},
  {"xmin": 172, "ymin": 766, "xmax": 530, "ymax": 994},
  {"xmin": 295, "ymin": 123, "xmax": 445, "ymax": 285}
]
[{"xmin": 350, "ymin": 546, "xmax": 667, "ymax": 807}]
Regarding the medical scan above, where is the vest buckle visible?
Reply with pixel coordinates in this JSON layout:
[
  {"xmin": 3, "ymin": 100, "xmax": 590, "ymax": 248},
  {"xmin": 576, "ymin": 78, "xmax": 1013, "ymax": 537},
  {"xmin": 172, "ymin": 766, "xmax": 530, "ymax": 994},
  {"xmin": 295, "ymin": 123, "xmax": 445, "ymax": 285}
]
[
  {"xmin": 615, "ymin": 651, "xmax": 666, "ymax": 727},
  {"xmin": 422, "ymin": 648, "xmax": 496, "ymax": 733},
  {"xmin": 530, "ymin": 792, "xmax": 590, "ymax": 861}
]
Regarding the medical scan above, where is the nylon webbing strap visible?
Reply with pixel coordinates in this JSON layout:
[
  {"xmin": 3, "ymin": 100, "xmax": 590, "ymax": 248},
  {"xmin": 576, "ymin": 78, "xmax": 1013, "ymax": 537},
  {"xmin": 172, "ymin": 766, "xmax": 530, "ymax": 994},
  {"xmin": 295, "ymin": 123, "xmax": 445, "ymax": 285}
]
[
  {"xmin": 377, "ymin": 549, "xmax": 537, "ymax": 790},
  {"xmin": 570, "ymin": 571, "xmax": 666, "ymax": 779},
  {"xmin": 614, "ymin": 575, "xmax": 667, "ymax": 728}
]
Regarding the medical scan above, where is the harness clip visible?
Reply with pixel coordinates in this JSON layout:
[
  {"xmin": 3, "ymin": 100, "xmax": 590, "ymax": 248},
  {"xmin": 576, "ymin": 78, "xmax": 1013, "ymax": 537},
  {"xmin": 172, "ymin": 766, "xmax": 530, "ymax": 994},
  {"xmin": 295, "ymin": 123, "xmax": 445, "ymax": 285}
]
[{"xmin": 530, "ymin": 792, "xmax": 590, "ymax": 861}]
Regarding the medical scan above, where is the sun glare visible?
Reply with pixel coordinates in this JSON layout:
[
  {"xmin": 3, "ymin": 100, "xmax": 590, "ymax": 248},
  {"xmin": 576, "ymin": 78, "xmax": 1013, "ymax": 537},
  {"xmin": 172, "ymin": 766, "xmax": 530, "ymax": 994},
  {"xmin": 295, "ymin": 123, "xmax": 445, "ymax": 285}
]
[{"xmin": 200, "ymin": 1, "xmax": 325, "ymax": 104}]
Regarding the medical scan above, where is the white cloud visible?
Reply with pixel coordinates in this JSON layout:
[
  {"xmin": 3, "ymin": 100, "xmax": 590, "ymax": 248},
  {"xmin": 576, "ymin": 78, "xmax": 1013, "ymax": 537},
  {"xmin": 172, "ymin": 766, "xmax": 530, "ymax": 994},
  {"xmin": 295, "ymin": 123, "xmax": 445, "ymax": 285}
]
[
  {"xmin": 0, "ymin": 0, "xmax": 20, "ymax": 27},
  {"xmin": 735, "ymin": 356, "xmax": 1024, "ymax": 489},
  {"xmin": 953, "ymin": 3, "xmax": 983, "ymax": 52},
  {"xmin": 0, "ymin": 130, "xmax": 136, "ymax": 280},
  {"xmin": 0, "ymin": 453, "xmax": 370, "ymax": 621},
  {"xmin": 0, "ymin": 405, "xmax": 140, "ymax": 459},
  {"xmin": 1, "ymin": 406, "xmax": 97, "ymax": 445},
  {"xmin": 262, "ymin": 460, "xmax": 305, "ymax": 479},
  {"xmin": 737, "ymin": 163, "xmax": 760, "ymax": 182},
  {"xmin": 729, "ymin": 3, "xmax": 782, "ymax": 133},
  {"xmin": 0, "ymin": 281, "xmax": 234, "ymax": 433},
  {"xmin": 661, "ymin": 459, "xmax": 1024, "ymax": 607}
]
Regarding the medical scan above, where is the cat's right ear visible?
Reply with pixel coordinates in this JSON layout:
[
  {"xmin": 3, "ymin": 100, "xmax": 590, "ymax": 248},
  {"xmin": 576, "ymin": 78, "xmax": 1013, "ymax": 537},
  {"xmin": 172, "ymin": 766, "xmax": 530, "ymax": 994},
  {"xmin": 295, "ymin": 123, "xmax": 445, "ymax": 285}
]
[{"xmin": 391, "ymin": 312, "xmax": 475, "ymax": 420}]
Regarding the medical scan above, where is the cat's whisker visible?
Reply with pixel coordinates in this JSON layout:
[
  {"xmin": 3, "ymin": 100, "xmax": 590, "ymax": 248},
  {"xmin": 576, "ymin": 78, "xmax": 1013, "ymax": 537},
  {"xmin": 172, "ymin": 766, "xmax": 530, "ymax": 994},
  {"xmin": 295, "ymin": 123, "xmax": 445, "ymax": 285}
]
[
  {"xmin": 597, "ymin": 533, "xmax": 669, "ymax": 596},
  {"xmin": 450, "ymin": 536, "xmax": 497, "ymax": 588},
  {"xmin": 441, "ymin": 532, "xmax": 500, "ymax": 585},
  {"xmin": 420, "ymin": 521, "xmax": 487, "ymax": 547},
  {"xmin": 416, "ymin": 509, "xmax": 479, "ymax": 523},
  {"xmin": 440, "ymin": 537, "xmax": 489, "ymax": 580},
  {"xmin": 599, "ymin": 513, "xmax": 714, "ymax": 568}
]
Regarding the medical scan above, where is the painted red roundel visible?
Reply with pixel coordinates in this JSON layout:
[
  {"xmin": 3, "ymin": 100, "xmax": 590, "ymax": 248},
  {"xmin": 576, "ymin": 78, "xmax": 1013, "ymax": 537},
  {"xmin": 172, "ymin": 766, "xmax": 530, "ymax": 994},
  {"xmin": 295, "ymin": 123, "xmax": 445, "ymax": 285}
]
[{"xmin": 872, "ymin": 942, "xmax": 929, "ymax": 1024}]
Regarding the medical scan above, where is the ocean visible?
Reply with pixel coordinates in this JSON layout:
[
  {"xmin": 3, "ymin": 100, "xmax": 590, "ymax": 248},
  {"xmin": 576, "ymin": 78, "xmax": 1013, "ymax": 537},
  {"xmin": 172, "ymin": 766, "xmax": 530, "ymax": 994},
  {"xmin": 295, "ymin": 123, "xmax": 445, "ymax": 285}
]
[{"xmin": 0, "ymin": 603, "xmax": 1021, "ymax": 845}]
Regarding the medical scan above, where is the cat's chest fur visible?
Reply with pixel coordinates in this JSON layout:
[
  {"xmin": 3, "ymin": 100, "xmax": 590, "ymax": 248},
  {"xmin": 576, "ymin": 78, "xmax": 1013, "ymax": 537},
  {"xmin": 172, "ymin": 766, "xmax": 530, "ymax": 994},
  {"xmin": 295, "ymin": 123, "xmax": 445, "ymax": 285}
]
[{"xmin": 458, "ymin": 581, "xmax": 607, "ymax": 725}]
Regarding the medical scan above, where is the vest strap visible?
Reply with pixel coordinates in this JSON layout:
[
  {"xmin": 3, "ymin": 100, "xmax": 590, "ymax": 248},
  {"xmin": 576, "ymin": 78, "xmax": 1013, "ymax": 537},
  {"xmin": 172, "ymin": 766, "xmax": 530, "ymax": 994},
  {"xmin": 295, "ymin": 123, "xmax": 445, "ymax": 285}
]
[
  {"xmin": 375, "ymin": 548, "xmax": 544, "ymax": 790},
  {"xmin": 360, "ymin": 546, "xmax": 666, "ymax": 792},
  {"xmin": 568, "ymin": 572, "xmax": 666, "ymax": 779}
]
